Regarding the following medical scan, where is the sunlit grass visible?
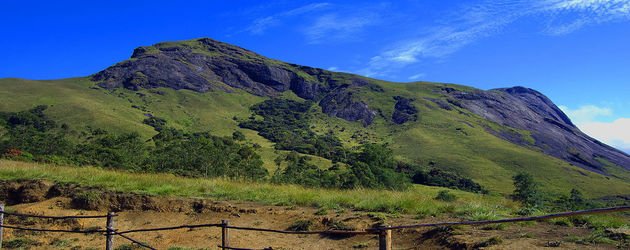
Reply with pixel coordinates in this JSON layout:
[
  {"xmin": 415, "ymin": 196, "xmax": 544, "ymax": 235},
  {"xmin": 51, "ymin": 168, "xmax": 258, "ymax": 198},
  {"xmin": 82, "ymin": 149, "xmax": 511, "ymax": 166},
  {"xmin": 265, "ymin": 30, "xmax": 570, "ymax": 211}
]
[{"xmin": 0, "ymin": 160, "xmax": 517, "ymax": 217}]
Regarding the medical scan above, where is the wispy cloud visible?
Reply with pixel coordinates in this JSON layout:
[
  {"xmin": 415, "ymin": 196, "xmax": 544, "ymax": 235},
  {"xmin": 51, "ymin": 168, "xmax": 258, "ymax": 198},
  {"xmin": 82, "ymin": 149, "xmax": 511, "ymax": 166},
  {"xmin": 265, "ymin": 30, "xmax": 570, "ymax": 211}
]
[
  {"xmin": 304, "ymin": 12, "xmax": 379, "ymax": 44},
  {"xmin": 541, "ymin": 0, "xmax": 630, "ymax": 35},
  {"xmin": 408, "ymin": 73, "xmax": 426, "ymax": 80},
  {"xmin": 247, "ymin": 3, "xmax": 330, "ymax": 35},
  {"xmin": 362, "ymin": 0, "xmax": 630, "ymax": 77}
]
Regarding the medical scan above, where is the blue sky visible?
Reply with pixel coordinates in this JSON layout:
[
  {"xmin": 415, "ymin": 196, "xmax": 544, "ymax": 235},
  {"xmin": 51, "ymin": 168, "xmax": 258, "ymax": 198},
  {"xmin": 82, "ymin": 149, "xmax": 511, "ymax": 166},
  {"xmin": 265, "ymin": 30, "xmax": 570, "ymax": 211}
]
[{"xmin": 1, "ymin": 0, "xmax": 629, "ymax": 152}]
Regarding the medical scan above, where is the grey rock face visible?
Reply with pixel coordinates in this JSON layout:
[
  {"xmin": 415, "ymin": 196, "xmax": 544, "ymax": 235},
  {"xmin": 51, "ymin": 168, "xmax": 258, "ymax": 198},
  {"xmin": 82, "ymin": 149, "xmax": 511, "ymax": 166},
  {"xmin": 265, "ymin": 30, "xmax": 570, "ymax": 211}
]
[
  {"xmin": 448, "ymin": 86, "xmax": 630, "ymax": 173},
  {"xmin": 93, "ymin": 38, "xmax": 379, "ymax": 124},
  {"xmin": 319, "ymin": 88, "xmax": 376, "ymax": 126},
  {"xmin": 93, "ymin": 38, "xmax": 321, "ymax": 97},
  {"xmin": 392, "ymin": 96, "xmax": 418, "ymax": 124}
]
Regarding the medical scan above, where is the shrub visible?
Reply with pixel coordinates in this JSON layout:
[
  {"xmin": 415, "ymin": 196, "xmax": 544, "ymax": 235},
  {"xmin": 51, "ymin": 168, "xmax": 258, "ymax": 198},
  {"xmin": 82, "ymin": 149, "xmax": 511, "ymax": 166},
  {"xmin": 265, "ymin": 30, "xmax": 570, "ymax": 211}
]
[
  {"xmin": 232, "ymin": 130, "xmax": 246, "ymax": 141},
  {"xmin": 142, "ymin": 116, "xmax": 167, "ymax": 131},
  {"xmin": 435, "ymin": 190, "xmax": 457, "ymax": 202},
  {"xmin": 4, "ymin": 237, "xmax": 40, "ymax": 248},
  {"xmin": 511, "ymin": 173, "xmax": 542, "ymax": 208},
  {"xmin": 412, "ymin": 168, "xmax": 486, "ymax": 193},
  {"xmin": 287, "ymin": 220, "xmax": 314, "ymax": 231}
]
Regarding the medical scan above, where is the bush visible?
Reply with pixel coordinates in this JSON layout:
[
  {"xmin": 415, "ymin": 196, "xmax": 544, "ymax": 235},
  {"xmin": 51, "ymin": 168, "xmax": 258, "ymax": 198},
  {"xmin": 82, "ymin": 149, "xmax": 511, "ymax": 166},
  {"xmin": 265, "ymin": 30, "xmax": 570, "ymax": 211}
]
[
  {"xmin": 4, "ymin": 237, "xmax": 41, "ymax": 248},
  {"xmin": 143, "ymin": 116, "xmax": 167, "ymax": 131},
  {"xmin": 287, "ymin": 220, "xmax": 313, "ymax": 231},
  {"xmin": 511, "ymin": 173, "xmax": 542, "ymax": 208},
  {"xmin": 435, "ymin": 190, "xmax": 457, "ymax": 202},
  {"xmin": 412, "ymin": 168, "xmax": 486, "ymax": 193}
]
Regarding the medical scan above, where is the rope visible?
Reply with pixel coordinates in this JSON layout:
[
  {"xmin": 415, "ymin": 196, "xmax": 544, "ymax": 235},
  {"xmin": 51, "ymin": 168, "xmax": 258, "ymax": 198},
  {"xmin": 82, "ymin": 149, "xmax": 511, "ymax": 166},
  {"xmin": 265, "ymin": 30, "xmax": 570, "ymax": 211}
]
[
  {"xmin": 226, "ymin": 225, "xmax": 375, "ymax": 235},
  {"xmin": 0, "ymin": 224, "xmax": 106, "ymax": 233},
  {"xmin": 0, "ymin": 210, "xmax": 111, "ymax": 219},
  {"xmin": 117, "ymin": 233, "xmax": 157, "ymax": 250},
  {"xmin": 385, "ymin": 205, "xmax": 630, "ymax": 230},
  {"xmin": 115, "ymin": 223, "xmax": 223, "ymax": 235}
]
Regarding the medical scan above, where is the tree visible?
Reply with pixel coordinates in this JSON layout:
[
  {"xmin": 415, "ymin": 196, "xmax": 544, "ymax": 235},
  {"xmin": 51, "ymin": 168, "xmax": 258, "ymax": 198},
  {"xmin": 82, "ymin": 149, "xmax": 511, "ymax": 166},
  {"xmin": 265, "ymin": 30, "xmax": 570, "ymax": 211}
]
[
  {"xmin": 511, "ymin": 173, "xmax": 542, "ymax": 208},
  {"xmin": 232, "ymin": 131, "xmax": 246, "ymax": 141}
]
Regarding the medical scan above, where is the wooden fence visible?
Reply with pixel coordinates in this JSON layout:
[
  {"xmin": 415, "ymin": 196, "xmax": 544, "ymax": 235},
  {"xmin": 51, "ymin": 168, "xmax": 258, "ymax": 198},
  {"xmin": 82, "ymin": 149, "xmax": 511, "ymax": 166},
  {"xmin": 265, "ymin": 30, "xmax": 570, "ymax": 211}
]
[{"xmin": 0, "ymin": 204, "xmax": 628, "ymax": 250}]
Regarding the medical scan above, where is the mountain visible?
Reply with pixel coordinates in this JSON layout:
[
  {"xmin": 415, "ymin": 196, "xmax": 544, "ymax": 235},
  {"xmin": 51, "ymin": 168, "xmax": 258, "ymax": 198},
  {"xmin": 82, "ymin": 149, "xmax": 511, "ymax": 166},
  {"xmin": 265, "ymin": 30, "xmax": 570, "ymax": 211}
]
[{"xmin": 1, "ymin": 38, "xmax": 629, "ymax": 196}]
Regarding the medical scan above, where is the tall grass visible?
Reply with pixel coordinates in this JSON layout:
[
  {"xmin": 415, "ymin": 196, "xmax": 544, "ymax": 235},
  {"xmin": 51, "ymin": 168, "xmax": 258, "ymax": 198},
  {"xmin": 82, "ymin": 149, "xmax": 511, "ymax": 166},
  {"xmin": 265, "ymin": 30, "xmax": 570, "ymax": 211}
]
[{"xmin": 0, "ymin": 160, "xmax": 516, "ymax": 217}]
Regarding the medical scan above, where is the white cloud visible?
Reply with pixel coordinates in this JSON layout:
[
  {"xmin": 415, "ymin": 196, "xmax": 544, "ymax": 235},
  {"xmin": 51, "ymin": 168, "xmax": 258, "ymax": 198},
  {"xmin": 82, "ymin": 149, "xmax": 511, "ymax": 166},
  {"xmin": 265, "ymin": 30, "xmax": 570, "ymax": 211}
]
[
  {"xmin": 560, "ymin": 104, "xmax": 629, "ymax": 153},
  {"xmin": 408, "ymin": 73, "xmax": 426, "ymax": 80},
  {"xmin": 579, "ymin": 118, "xmax": 630, "ymax": 153},
  {"xmin": 304, "ymin": 13, "xmax": 378, "ymax": 44},
  {"xmin": 247, "ymin": 3, "xmax": 330, "ymax": 35},
  {"xmin": 559, "ymin": 104, "xmax": 613, "ymax": 124},
  {"xmin": 541, "ymin": 0, "xmax": 630, "ymax": 35},
  {"xmin": 361, "ymin": 0, "xmax": 630, "ymax": 76}
]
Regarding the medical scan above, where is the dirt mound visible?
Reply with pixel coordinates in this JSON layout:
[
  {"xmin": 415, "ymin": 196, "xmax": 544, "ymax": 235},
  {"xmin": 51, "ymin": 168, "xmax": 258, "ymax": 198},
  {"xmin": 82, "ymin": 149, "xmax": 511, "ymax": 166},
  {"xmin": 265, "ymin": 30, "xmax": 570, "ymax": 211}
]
[{"xmin": 0, "ymin": 180, "xmax": 259, "ymax": 215}]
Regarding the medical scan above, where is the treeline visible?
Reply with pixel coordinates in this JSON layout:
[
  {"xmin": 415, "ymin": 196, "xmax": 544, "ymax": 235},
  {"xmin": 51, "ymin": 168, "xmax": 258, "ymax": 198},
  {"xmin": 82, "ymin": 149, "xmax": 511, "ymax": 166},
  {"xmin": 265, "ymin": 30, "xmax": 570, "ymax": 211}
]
[
  {"xmin": 510, "ymin": 173, "xmax": 609, "ymax": 214},
  {"xmin": 271, "ymin": 144, "xmax": 409, "ymax": 190},
  {"xmin": 240, "ymin": 99, "xmax": 486, "ymax": 192},
  {"xmin": 1, "ymin": 105, "xmax": 487, "ymax": 193},
  {"xmin": 0, "ymin": 105, "xmax": 267, "ymax": 180},
  {"xmin": 239, "ymin": 99, "xmax": 348, "ymax": 161}
]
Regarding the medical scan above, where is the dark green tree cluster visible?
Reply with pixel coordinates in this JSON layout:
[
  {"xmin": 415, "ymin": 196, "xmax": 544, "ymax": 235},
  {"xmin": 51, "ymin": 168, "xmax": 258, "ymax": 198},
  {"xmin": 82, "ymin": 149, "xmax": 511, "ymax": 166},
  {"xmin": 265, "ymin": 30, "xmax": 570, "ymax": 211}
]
[
  {"xmin": 146, "ymin": 128, "xmax": 267, "ymax": 179},
  {"xmin": 73, "ymin": 128, "xmax": 147, "ymax": 170},
  {"xmin": 511, "ymin": 173, "xmax": 597, "ymax": 213},
  {"xmin": 412, "ymin": 168, "xmax": 487, "ymax": 193},
  {"xmin": 239, "ymin": 99, "xmax": 347, "ymax": 161},
  {"xmin": 272, "ymin": 144, "xmax": 409, "ymax": 190},
  {"xmin": 553, "ymin": 188, "xmax": 588, "ymax": 211},
  {"xmin": 0, "ymin": 105, "xmax": 73, "ymax": 162},
  {"xmin": 1, "ymin": 105, "xmax": 488, "ymax": 192},
  {"xmin": 0, "ymin": 106, "xmax": 267, "ymax": 180}
]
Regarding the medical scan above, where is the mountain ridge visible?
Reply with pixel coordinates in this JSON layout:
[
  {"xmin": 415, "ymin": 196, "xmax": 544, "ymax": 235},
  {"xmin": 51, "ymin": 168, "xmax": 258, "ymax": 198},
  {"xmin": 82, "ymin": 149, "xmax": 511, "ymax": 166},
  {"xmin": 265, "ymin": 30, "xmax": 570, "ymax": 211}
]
[
  {"xmin": 1, "ymin": 37, "xmax": 628, "ymax": 196},
  {"xmin": 92, "ymin": 38, "xmax": 630, "ymax": 173}
]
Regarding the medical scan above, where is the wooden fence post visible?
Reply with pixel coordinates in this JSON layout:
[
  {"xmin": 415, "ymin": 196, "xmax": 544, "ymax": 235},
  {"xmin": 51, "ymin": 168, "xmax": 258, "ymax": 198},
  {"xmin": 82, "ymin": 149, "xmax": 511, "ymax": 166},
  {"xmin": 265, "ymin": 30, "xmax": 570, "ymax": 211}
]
[
  {"xmin": 106, "ymin": 212, "xmax": 115, "ymax": 250},
  {"xmin": 378, "ymin": 226, "xmax": 392, "ymax": 250},
  {"xmin": 221, "ymin": 219, "xmax": 230, "ymax": 249},
  {"xmin": 0, "ymin": 203, "xmax": 4, "ymax": 249}
]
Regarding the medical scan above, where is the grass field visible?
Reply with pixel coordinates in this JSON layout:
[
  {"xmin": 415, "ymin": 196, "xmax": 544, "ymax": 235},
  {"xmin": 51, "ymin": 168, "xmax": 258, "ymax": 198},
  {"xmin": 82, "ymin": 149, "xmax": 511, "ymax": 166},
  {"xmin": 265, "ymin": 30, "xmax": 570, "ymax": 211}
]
[{"xmin": 0, "ymin": 160, "xmax": 517, "ymax": 218}]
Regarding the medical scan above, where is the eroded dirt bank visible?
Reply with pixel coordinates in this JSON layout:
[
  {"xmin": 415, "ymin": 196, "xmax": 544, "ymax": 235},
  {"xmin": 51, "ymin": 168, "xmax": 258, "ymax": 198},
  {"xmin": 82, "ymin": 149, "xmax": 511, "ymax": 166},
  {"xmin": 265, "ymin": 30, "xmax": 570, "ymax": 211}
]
[{"xmin": 0, "ymin": 180, "xmax": 621, "ymax": 249}]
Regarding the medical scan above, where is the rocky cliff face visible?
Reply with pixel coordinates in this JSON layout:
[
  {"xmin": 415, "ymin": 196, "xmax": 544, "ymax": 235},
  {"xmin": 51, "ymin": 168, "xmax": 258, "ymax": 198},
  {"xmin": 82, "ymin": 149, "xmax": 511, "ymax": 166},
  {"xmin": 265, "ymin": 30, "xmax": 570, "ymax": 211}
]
[
  {"xmin": 392, "ymin": 96, "xmax": 418, "ymax": 124},
  {"xmin": 92, "ymin": 38, "xmax": 378, "ymax": 124},
  {"xmin": 447, "ymin": 86, "xmax": 630, "ymax": 173}
]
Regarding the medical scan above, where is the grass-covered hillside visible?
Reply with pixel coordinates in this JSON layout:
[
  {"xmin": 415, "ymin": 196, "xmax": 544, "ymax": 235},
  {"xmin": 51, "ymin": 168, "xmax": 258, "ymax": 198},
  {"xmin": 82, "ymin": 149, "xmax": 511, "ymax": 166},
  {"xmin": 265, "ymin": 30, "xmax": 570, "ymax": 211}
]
[{"xmin": 1, "ymin": 38, "xmax": 629, "ymax": 199}]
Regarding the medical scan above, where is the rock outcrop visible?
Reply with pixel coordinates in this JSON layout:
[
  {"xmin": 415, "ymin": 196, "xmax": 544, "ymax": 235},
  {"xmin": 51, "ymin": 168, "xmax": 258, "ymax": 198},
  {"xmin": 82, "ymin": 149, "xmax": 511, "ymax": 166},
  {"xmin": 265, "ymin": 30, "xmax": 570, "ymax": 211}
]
[
  {"xmin": 92, "ymin": 38, "xmax": 378, "ymax": 124},
  {"xmin": 447, "ymin": 86, "xmax": 630, "ymax": 173},
  {"xmin": 392, "ymin": 96, "xmax": 418, "ymax": 124},
  {"xmin": 319, "ymin": 88, "xmax": 376, "ymax": 126}
]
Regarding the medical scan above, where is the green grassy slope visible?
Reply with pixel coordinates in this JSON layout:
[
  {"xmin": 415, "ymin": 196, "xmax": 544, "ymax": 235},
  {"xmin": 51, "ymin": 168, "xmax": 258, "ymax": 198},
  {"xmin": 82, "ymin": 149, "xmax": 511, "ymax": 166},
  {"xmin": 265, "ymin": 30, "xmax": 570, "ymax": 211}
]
[
  {"xmin": 0, "ymin": 159, "xmax": 516, "ymax": 217},
  {"xmin": 1, "ymin": 76, "xmax": 628, "ymax": 197}
]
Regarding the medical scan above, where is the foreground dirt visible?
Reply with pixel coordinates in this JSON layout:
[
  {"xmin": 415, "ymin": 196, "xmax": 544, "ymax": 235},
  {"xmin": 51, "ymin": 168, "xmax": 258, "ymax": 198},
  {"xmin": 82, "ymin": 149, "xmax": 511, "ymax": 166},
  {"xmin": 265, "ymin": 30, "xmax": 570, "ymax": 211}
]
[{"xmin": 0, "ymin": 180, "xmax": 623, "ymax": 249}]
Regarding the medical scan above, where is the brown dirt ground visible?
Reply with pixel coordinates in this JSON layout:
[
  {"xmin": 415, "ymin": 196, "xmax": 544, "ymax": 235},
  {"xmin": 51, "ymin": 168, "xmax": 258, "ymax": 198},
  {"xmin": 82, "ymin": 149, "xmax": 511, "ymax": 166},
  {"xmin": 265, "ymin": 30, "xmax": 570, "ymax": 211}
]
[{"xmin": 0, "ymin": 180, "xmax": 623, "ymax": 250}]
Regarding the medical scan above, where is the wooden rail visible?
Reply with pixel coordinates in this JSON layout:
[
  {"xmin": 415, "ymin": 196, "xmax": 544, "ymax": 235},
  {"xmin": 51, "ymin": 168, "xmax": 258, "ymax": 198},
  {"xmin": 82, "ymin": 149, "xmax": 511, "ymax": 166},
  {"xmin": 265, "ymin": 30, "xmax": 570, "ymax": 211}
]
[{"xmin": 0, "ymin": 205, "xmax": 628, "ymax": 250}]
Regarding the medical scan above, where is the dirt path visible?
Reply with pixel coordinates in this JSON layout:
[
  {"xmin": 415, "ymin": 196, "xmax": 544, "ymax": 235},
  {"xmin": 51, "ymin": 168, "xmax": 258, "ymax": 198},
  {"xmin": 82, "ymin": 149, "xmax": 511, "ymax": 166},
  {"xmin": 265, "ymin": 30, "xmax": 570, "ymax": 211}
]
[{"xmin": 0, "ymin": 180, "xmax": 621, "ymax": 249}]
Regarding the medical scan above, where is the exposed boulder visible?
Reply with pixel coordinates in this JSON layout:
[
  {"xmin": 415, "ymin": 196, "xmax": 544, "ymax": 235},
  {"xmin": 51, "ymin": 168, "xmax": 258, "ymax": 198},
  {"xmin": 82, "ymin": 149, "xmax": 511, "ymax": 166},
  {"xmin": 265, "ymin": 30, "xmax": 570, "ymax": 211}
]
[
  {"xmin": 448, "ymin": 86, "xmax": 630, "ymax": 173},
  {"xmin": 392, "ymin": 96, "xmax": 418, "ymax": 124}
]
